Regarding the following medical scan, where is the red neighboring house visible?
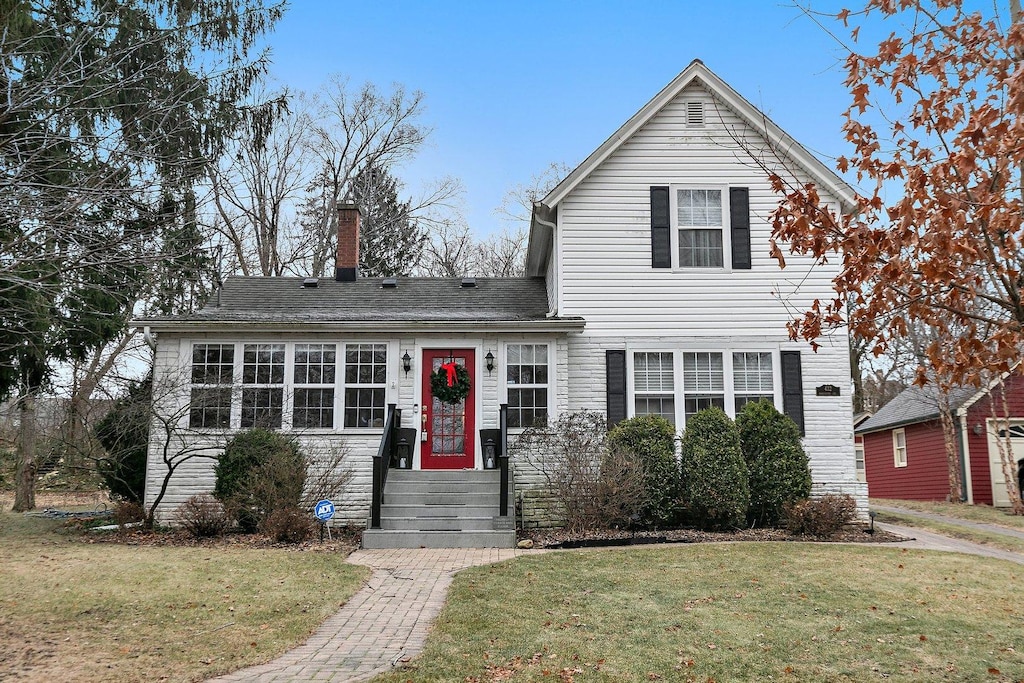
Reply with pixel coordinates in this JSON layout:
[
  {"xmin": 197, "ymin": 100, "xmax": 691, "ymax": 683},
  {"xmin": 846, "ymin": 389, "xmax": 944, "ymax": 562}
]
[{"xmin": 856, "ymin": 376, "xmax": 1024, "ymax": 506}]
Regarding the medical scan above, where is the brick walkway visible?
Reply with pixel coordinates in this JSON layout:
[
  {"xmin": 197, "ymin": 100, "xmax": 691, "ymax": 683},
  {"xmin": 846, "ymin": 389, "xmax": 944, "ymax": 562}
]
[{"xmin": 209, "ymin": 548, "xmax": 526, "ymax": 683}]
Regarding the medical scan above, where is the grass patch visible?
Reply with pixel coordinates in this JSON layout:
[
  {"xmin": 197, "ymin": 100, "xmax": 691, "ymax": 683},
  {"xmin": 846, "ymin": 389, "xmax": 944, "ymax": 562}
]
[
  {"xmin": 874, "ymin": 510, "xmax": 1024, "ymax": 555},
  {"xmin": 0, "ymin": 511, "xmax": 369, "ymax": 682},
  {"xmin": 373, "ymin": 544, "xmax": 1024, "ymax": 682},
  {"xmin": 871, "ymin": 498, "xmax": 1024, "ymax": 530}
]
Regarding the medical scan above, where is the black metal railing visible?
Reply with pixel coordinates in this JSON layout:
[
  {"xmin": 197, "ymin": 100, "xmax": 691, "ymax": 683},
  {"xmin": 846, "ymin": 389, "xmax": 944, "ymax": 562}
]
[
  {"xmin": 370, "ymin": 404, "xmax": 401, "ymax": 529},
  {"xmin": 499, "ymin": 403, "xmax": 510, "ymax": 517}
]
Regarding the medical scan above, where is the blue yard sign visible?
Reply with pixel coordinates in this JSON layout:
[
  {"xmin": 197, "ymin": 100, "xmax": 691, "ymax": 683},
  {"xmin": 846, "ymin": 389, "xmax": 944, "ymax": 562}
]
[{"xmin": 314, "ymin": 499, "xmax": 335, "ymax": 522}]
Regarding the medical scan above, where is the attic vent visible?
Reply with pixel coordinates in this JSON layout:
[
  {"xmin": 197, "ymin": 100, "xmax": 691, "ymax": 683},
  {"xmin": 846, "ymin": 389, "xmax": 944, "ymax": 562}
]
[
  {"xmin": 461, "ymin": 277, "xmax": 477, "ymax": 288},
  {"xmin": 301, "ymin": 277, "xmax": 319, "ymax": 288},
  {"xmin": 382, "ymin": 277, "xmax": 398, "ymax": 288},
  {"xmin": 686, "ymin": 100, "xmax": 704, "ymax": 126}
]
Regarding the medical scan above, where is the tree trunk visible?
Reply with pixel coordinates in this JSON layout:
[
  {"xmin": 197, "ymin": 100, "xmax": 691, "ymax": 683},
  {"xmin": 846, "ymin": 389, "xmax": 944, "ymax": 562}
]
[
  {"xmin": 12, "ymin": 393, "xmax": 38, "ymax": 512},
  {"xmin": 937, "ymin": 399, "xmax": 963, "ymax": 503}
]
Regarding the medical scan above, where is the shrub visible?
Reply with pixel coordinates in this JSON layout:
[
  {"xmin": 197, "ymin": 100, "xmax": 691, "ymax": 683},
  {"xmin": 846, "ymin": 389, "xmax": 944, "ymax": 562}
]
[
  {"xmin": 784, "ymin": 494, "xmax": 857, "ymax": 537},
  {"xmin": 177, "ymin": 494, "xmax": 230, "ymax": 538},
  {"xmin": 214, "ymin": 429, "xmax": 305, "ymax": 532},
  {"xmin": 606, "ymin": 415, "xmax": 681, "ymax": 528},
  {"xmin": 736, "ymin": 400, "xmax": 812, "ymax": 527},
  {"xmin": 513, "ymin": 410, "xmax": 609, "ymax": 533},
  {"xmin": 261, "ymin": 506, "xmax": 314, "ymax": 544},
  {"xmin": 94, "ymin": 377, "xmax": 151, "ymax": 503},
  {"xmin": 678, "ymin": 407, "xmax": 749, "ymax": 530},
  {"xmin": 113, "ymin": 500, "xmax": 145, "ymax": 528}
]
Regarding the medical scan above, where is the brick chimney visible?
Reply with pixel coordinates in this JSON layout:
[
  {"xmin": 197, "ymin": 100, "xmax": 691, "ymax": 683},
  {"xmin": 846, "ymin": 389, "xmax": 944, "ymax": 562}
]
[{"xmin": 335, "ymin": 200, "xmax": 360, "ymax": 282}]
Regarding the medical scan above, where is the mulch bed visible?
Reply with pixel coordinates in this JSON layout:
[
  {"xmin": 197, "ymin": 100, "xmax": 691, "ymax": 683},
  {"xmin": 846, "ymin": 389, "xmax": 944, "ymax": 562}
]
[{"xmin": 523, "ymin": 525, "xmax": 907, "ymax": 549}]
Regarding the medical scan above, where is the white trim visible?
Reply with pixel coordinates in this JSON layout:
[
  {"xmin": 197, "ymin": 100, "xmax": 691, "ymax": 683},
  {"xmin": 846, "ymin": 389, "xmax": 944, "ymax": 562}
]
[
  {"xmin": 960, "ymin": 412, "xmax": 974, "ymax": 504},
  {"xmin": 669, "ymin": 184, "xmax": 731, "ymax": 272},
  {"xmin": 541, "ymin": 60, "xmax": 857, "ymax": 213},
  {"xmin": 892, "ymin": 428, "xmax": 908, "ymax": 468}
]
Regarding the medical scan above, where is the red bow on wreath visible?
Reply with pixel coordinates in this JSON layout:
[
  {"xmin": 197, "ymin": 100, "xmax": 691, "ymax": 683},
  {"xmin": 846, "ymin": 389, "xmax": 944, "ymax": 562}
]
[{"xmin": 439, "ymin": 361, "xmax": 458, "ymax": 387}]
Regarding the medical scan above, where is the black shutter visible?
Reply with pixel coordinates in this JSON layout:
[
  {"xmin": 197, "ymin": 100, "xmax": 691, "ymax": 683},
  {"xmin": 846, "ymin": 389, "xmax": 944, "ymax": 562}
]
[
  {"xmin": 606, "ymin": 350, "xmax": 627, "ymax": 429},
  {"xmin": 730, "ymin": 186, "xmax": 751, "ymax": 270},
  {"xmin": 780, "ymin": 350, "xmax": 805, "ymax": 435},
  {"xmin": 650, "ymin": 186, "xmax": 671, "ymax": 268}
]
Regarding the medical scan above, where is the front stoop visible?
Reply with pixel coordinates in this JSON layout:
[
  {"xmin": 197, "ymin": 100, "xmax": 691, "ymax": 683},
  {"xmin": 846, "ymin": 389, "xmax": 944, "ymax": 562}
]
[{"xmin": 361, "ymin": 469, "xmax": 516, "ymax": 549}]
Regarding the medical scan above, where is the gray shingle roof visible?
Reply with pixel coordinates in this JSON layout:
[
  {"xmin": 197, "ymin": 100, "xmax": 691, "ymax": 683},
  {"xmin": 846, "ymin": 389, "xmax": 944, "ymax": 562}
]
[
  {"xmin": 856, "ymin": 384, "xmax": 979, "ymax": 434},
  {"xmin": 139, "ymin": 276, "xmax": 569, "ymax": 325}
]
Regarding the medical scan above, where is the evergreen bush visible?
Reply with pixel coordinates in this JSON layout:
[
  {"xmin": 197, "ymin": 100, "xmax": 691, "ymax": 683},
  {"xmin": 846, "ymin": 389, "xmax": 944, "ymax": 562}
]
[
  {"xmin": 606, "ymin": 415, "xmax": 681, "ymax": 528},
  {"xmin": 214, "ymin": 429, "xmax": 305, "ymax": 532},
  {"xmin": 736, "ymin": 400, "xmax": 812, "ymax": 527},
  {"xmin": 94, "ymin": 376, "xmax": 151, "ymax": 503},
  {"xmin": 678, "ymin": 407, "xmax": 749, "ymax": 530}
]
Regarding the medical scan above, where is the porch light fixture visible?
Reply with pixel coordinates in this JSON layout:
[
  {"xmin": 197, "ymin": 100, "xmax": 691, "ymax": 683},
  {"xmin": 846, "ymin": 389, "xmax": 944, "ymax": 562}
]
[
  {"xmin": 485, "ymin": 350, "xmax": 495, "ymax": 374},
  {"xmin": 402, "ymin": 351, "xmax": 411, "ymax": 375}
]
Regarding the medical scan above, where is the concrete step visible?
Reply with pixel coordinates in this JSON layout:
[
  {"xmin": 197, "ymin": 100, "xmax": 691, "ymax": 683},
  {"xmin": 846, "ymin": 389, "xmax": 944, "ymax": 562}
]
[
  {"xmin": 380, "ymin": 504, "xmax": 498, "ymax": 518},
  {"xmin": 383, "ymin": 481, "xmax": 499, "ymax": 495},
  {"xmin": 380, "ymin": 516, "xmax": 498, "ymax": 531},
  {"xmin": 387, "ymin": 469, "xmax": 501, "ymax": 483},
  {"xmin": 384, "ymin": 492, "xmax": 500, "ymax": 506},
  {"xmin": 361, "ymin": 529, "xmax": 516, "ymax": 549}
]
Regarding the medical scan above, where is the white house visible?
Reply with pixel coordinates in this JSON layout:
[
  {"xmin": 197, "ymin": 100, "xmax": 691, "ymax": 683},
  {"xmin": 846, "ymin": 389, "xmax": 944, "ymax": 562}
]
[{"xmin": 137, "ymin": 60, "xmax": 865, "ymax": 548}]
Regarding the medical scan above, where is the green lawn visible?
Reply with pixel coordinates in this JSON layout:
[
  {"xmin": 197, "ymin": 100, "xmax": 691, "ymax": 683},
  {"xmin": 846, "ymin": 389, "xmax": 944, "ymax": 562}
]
[
  {"xmin": 0, "ymin": 512, "xmax": 369, "ymax": 682},
  {"xmin": 373, "ymin": 544, "xmax": 1024, "ymax": 682}
]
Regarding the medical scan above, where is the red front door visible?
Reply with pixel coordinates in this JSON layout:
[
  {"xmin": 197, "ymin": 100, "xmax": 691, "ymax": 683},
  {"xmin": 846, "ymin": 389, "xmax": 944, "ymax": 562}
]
[{"xmin": 421, "ymin": 349, "xmax": 476, "ymax": 469}]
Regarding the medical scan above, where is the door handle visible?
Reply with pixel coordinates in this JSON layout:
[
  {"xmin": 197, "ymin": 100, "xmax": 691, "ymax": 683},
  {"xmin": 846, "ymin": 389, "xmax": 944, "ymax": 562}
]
[{"xmin": 421, "ymin": 410, "xmax": 428, "ymax": 442}]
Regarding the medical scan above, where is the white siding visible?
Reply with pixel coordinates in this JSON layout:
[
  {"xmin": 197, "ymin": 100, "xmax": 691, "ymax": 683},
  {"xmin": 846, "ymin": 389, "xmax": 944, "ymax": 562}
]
[
  {"xmin": 144, "ymin": 331, "xmax": 571, "ymax": 526},
  {"xmin": 537, "ymin": 82, "xmax": 867, "ymax": 518},
  {"xmin": 557, "ymin": 83, "xmax": 843, "ymax": 337}
]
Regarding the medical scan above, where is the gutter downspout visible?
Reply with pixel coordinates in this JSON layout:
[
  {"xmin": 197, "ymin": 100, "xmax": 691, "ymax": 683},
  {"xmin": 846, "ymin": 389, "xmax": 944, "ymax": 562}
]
[
  {"xmin": 533, "ymin": 210, "xmax": 559, "ymax": 317},
  {"xmin": 143, "ymin": 326, "xmax": 158, "ymax": 351},
  {"xmin": 956, "ymin": 408, "xmax": 974, "ymax": 504}
]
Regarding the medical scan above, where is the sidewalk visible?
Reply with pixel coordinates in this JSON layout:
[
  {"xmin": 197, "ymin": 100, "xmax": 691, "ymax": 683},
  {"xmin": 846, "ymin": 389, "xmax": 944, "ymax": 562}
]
[
  {"xmin": 209, "ymin": 547, "xmax": 527, "ymax": 683},
  {"xmin": 871, "ymin": 503, "xmax": 1024, "ymax": 566}
]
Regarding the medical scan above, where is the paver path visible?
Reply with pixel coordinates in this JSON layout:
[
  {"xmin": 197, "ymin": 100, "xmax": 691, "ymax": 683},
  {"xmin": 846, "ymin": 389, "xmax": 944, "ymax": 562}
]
[{"xmin": 210, "ymin": 547, "xmax": 526, "ymax": 683}]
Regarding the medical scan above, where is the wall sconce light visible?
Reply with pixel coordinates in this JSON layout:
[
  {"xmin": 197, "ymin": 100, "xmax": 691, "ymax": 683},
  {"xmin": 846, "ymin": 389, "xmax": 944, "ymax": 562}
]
[
  {"xmin": 973, "ymin": 424, "xmax": 984, "ymax": 436},
  {"xmin": 402, "ymin": 351, "xmax": 411, "ymax": 375},
  {"xmin": 485, "ymin": 350, "xmax": 495, "ymax": 374},
  {"xmin": 483, "ymin": 436, "xmax": 497, "ymax": 469}
]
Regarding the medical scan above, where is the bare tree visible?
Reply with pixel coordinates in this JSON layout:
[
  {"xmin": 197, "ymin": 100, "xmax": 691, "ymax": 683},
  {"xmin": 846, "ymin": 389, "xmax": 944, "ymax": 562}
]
[
  {"xmin": 420, "ymin": 220, "xmax": 479, "ymax": 277},
  {"xmin": 474, "ymin": 227, "xmax": 528, "ymax": 277}
]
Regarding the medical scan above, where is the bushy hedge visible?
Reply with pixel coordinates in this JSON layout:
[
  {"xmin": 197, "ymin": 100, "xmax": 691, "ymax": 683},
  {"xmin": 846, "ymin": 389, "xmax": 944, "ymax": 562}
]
[
  {"xmin": 784, "ymin": 494, "xmax": 856, "ymax": 537},
  {"xmin": 214, "ymin": 429, "xmax": 305, "ymax": 532},
  {"xmin": 678, "ymin": 407, "xmax": 749, "ymax": 530},
  {"xmin": 606, "ymin": 415, "xmax": 680, "ymax": 528},
  {"xmin": 736, "ymin": 400, "xmax": 812, "ymax": 527},
  {"xmin": 94, "ymin": 377, "xmax": 151, "ymax": 503}
]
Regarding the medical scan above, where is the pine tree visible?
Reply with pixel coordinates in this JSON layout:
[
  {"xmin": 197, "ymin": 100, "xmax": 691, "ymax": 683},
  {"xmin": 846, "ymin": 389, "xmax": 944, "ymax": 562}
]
[{"xmin": 351, "ymin": 162, "xmax": 429, "ymax": 277}]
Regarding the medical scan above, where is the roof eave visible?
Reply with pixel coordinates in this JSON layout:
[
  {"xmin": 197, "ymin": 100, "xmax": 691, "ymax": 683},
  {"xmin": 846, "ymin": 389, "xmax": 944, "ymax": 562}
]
[
  {"xmin": 526, "ymin": 202, "xmax": 556, "ymax": 277},
  {"xmin": 855, "ymin": 414, "xmax": 940, "ymax": 435},
  {"xmin": 133, "ymin": 318, "xmax": 587, "ymax": 335},
  {"xmin": 540, "ymin": 59, "xmax": 858, "ymax": 216}
]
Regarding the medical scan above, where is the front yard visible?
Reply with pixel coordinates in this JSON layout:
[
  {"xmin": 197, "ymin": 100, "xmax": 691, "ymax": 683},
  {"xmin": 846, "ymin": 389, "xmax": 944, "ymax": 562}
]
[
  {"xmin": 373, "ymin": 544, "xmax": 1024, "ymax": 682},
  {"xmin": 0, "ymin": 510, "xmax": 368, "ymax": 682}
]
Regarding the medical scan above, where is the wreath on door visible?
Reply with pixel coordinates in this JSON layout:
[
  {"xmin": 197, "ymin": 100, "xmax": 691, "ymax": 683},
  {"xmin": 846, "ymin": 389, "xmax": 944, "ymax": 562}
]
[{"xmin": 431, "ymin": 361, "xmax": 471, "ymax": 404}]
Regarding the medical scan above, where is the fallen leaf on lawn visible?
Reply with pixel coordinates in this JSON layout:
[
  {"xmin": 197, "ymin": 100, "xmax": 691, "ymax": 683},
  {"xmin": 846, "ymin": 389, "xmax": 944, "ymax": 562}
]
[{"xmin": 919, "ymin": 635, "xmax": 927, "ymax": 641}]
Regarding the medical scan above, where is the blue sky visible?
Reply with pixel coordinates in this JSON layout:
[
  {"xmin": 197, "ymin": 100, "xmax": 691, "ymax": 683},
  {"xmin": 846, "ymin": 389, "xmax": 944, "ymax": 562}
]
[{"xmin": 266, "ymin": 1, "xmax": 859, "ymax": 234}]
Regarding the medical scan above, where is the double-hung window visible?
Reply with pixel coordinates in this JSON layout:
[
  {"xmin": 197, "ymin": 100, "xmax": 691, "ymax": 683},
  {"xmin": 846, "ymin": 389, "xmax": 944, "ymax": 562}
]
[
  {"xmin": 344, "ymin": 343, "xmax": 386, "ymax": 428},
  {"xmin": 633, "ymin": 352, "xmax": 675, "ymax": 425},
  {"xmin": 732, "ymin": 352, "xmax": 774, "ymax": 411},
  {"xmin": 293, "ymin": 344, "xmax": 336, "ymax": 429},
  {"xmin": 190, "ymin": 344, "xmax": 234, "ymax": 429},
  {"xmin": 676, "ymin": 188, "xmax": 724, "ymax": 268},
  {"xmin": 506, "ymin": 344, "xmax": 549, "ymax": 428},
  {"xmin": 240, "ymin": 343, "xmax": 285, "ymax": 428},
  {"xmin": 893, "ymin": 429, "xmax": 908, "ymax": 468},
  {"xmin": 682, "ymin": 352, "xmax": 726, "ymax": 420}
]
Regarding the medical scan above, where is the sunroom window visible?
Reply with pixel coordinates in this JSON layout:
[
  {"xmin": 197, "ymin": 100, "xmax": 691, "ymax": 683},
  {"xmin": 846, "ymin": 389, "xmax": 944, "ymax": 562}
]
[
  {"xmin": 293, "ymin": 343, "xmax": 336, "ymax": 429},
  {"xmin": 189, "ymin": 344, "xmax": 234, "ymax": 429},
  {"xmin": 240, "ymin": 343, "xmax": 285, "ymax": 429},
  {"xmin": 506, "ymin": 344, "xmax": 549, "ymax": 428},
  {"xmin": 682, "ymin": 352, "xmax": 725, "ymax": 420},
  {"xmin": 732, "ymin": 352, "xmax": 774, "ymax": 411},
  {"xmin": 344, "ymin": 343, "xmax": 386, "ymax": 428}
]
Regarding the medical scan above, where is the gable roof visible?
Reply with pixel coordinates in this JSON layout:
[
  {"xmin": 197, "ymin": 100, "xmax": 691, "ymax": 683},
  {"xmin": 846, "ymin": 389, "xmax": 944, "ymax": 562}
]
[
  {"xmin": 136, "ymin": 276, "xmax": 585, "ymax": 333},
  {"xmin": 537, "ymin": 59, "xmax": 858, "ymax": 214},
  {"xmin": 856, "ymin": 385, "xmax": 979, "ymax": 434}
]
